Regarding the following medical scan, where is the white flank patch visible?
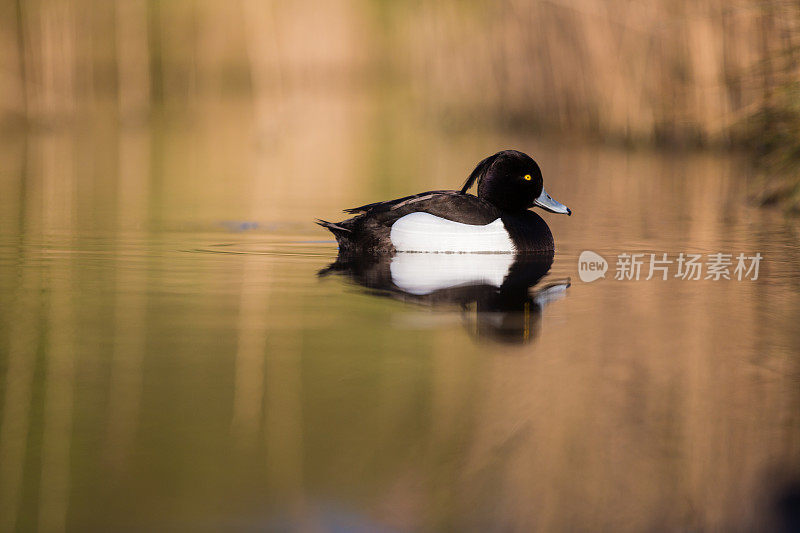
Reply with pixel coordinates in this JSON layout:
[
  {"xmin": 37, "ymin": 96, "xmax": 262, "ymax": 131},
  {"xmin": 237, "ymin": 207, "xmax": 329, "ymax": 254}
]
[
  {"xmin": 390, "ymin": 253, "xmax": 515, "ymax": 295},
  {"xmin": 389, "ymin": 212, "xmax": 514, "ymax": 253}
]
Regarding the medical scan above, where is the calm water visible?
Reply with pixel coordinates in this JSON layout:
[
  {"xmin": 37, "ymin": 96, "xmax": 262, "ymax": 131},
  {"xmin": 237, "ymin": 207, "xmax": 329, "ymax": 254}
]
[{"xmin": 1, "ymin": 101, "xmax": 800, "ymax": 532}]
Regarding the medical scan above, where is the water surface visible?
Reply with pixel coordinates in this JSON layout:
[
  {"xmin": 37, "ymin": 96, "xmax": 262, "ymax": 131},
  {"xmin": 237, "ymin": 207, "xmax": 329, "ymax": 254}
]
[{"xmin": 1, "ymin": 102, "xmax": 799, "ymax": 531}]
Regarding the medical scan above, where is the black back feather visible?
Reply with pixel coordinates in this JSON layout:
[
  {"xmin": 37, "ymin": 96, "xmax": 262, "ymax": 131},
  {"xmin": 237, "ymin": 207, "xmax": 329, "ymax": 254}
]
[
  {"xmin": 460, "ymin": 153, "xmax": 498, "ymax": 194},
  {"xmin": 343, "ymin": 194, "xmax": 419, "ymax": 214}
]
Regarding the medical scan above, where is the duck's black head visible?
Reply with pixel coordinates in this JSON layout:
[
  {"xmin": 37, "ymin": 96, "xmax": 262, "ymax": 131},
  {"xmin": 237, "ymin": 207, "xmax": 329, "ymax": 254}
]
[{"xmin": 461, "ymin": 150, "xmax": 571, "ymax": 215}]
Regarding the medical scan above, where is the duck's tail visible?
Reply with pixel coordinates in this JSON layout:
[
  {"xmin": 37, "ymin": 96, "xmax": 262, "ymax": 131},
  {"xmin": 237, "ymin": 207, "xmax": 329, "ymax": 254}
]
[{"xmin": 315, "ymin": 219, "xmax": 352, "ymax": 240}]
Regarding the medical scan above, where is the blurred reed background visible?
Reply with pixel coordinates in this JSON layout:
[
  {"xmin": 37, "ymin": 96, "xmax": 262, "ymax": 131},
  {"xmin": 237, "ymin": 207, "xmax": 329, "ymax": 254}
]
[
  {"xmin": 0, "ymin": 0, "xmax": 798, "ymax": 149},
  {"xmin": 2, "ymin": 3, "xmax": 800, "ymax": 531}
]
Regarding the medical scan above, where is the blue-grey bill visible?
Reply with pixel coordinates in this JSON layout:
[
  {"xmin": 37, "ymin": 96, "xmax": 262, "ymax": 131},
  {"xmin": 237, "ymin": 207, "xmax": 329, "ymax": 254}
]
[
  {"xmin": 533, "ymin": 280, "xmax": 571, "ymax": 307},
  {"xmin": 534, "ymin": 188, "xmax": 571, "ymax": 215}
]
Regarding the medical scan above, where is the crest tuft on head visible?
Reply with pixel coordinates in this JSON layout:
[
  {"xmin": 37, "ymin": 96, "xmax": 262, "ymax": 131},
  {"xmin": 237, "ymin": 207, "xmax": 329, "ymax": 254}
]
[{"xmin": 460, "ymin": 153, "xmax": 499, "ymax": 194}]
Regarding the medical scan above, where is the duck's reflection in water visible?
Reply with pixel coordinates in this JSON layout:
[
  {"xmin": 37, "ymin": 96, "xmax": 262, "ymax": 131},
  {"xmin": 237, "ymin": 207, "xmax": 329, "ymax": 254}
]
[{"xmin": 320, "ymin": 251, "xmax": 569, "ymax": 344}]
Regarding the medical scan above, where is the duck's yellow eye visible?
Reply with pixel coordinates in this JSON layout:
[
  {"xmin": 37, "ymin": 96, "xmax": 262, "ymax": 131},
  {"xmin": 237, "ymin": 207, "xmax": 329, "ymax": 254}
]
[{"xmin": 523, "ymin": 174, "xmax": 532, "ymax": 181}]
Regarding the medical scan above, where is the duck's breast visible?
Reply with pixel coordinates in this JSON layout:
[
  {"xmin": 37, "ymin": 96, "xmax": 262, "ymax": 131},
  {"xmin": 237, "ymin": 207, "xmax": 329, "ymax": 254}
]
[
  {"xmin": 389, "ymin": 212, "xmax": 514, "ymax": 253},
  {"xmin": 499, "ymin": 211, "xmax": 554, "ymax": 251}
]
